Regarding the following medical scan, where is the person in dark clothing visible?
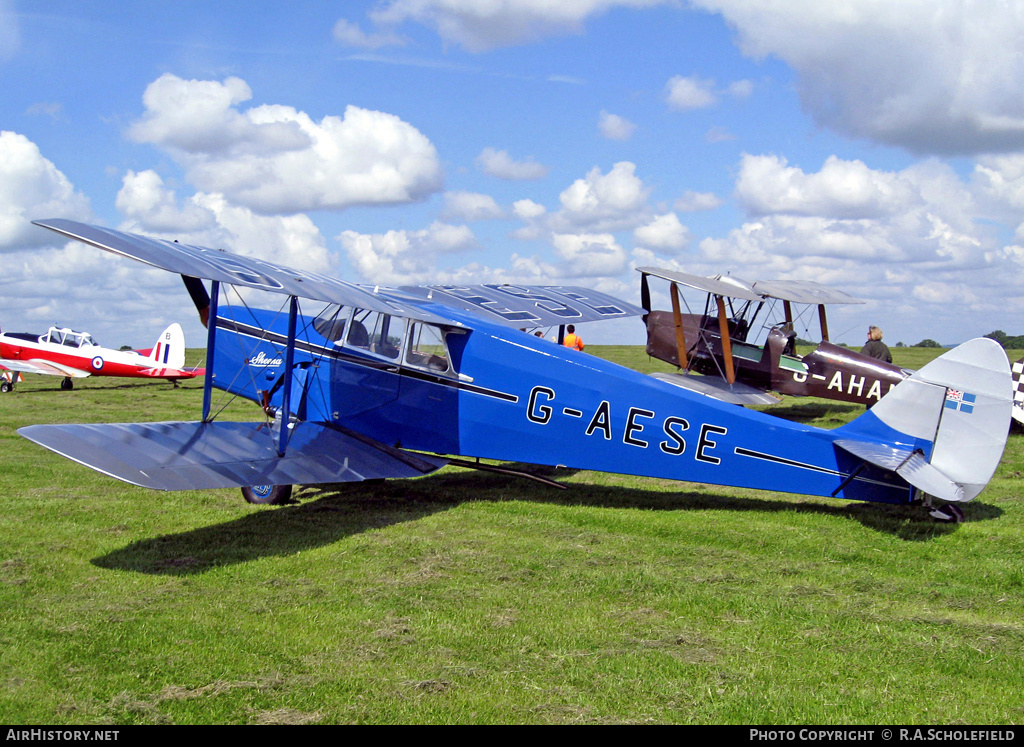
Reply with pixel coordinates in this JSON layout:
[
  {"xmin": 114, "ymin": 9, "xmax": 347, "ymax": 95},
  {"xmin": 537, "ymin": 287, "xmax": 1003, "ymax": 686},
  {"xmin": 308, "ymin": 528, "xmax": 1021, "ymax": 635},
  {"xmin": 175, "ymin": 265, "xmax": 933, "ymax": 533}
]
[{"xmin": 861, "ymin": 325, "xmax": 892, "ymax": 363}]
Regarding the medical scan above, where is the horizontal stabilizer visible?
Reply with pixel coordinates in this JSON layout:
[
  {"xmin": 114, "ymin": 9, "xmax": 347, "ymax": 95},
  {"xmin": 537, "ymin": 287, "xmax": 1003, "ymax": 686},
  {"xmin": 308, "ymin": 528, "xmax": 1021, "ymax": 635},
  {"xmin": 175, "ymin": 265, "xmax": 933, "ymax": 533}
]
[
  {"xmin": 137, "ymin": 367, "xmax": 201, "ymax": 379},
  {"xmin": 834, "ymin": 439, "xmax": 965, "ymax": 502},
  {"xmin": 18, "ymin": 420, "xmax": 447, "ymax": 491},
  {"xmin": 651, "ymin": 371, "xmax": 781, "ymax": 406}
]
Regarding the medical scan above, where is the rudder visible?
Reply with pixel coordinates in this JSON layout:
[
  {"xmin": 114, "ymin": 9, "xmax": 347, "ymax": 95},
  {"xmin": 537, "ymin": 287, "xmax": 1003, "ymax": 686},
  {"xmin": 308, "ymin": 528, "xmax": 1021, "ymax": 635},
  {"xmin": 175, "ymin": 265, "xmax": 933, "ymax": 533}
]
[
  {"xmin": 149, "ymin": 323, "xmax": 186, "ymax": 370},
  {"xmin": 840, "ymin": 338, "xmax": 1011, "ymax": 502}
]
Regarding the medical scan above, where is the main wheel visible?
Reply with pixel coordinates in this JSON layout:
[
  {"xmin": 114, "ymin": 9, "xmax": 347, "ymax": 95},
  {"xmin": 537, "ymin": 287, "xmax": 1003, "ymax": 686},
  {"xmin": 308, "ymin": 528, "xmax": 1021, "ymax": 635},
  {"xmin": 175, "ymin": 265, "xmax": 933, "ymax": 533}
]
[
  {"xmin": 61, "ymin": 377, "xmax": 74, "ymax": 391},
  {"xmin": 0, "ymin": 381, "xmax": 11, "ymax": 393},
  {"xmin": 241, "ymin": 484, "xmax": 293, "ymax": 505}
]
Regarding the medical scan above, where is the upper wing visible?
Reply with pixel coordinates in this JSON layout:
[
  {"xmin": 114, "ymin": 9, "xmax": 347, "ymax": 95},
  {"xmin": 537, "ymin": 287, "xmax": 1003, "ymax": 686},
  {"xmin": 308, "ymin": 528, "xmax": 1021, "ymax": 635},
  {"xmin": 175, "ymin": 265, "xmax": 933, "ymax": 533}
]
[
  {"xmin": 35, "ymin": 219, "xmax": 645, "ymax": 331},
  {"xmin": 0, "ymin": 358, "xmax": 91, "ymax": 378},
  {"xmin": 752, "ymin": 279, "xmax": 864, "ymax": 305},
  {"xmin": 636, "ymin": 266, "xmax": 763, "ymax": 301},
  {"xmin": 33, "ymin": 219, "xmax": 457, "ymax": 327},
  {"xmin": 396, "ymin": 284, "xmax": 645, "ymax": 327}
]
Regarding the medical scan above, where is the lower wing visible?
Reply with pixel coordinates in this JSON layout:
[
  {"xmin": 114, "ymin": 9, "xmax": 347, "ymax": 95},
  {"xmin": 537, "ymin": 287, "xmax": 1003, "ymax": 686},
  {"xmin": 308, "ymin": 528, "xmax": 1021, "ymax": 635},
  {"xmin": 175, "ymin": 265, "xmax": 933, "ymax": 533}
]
[
  {"xmin": 18, "ymin": 420, "xmax": 446, "ymax": 490},
  {"xmin": 0, "ymin": 358, "xmax": 91, "ymax": 378}
]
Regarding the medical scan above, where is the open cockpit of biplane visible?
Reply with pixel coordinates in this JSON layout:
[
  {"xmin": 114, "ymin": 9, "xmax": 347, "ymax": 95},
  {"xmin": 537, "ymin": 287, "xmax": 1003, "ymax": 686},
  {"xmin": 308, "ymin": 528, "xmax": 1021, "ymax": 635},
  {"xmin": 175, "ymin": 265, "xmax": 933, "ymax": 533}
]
[{"xmin": 638, "ymin": 266, "xmax": 913, "ymax": 408}]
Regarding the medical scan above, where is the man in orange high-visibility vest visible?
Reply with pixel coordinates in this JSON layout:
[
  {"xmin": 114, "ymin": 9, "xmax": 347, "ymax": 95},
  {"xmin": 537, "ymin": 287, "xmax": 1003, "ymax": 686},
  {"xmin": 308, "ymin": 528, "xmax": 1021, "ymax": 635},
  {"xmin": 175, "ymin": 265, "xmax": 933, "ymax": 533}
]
[{"xmin": 562, "ymin": 324, "xmax": 584, "ymax": 351}]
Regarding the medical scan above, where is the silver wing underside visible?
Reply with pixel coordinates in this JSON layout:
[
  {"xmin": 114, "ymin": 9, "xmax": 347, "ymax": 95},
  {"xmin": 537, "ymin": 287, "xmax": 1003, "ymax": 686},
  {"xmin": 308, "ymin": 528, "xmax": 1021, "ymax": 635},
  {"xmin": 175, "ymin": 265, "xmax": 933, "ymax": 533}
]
[
  {"xmin": 637, "ymin": 265, "xmax": 864, "ymax": 306},
  {"xmin": 752, "ymin": 279, "xmax": 864, "ymax": 305},
  {"xmin": 636, "ymin": 266, "xmax": 763, "ymax": 302},
  {"xmin": 18, "ymin": 420, "xmax": 447, "ymax": 491}
]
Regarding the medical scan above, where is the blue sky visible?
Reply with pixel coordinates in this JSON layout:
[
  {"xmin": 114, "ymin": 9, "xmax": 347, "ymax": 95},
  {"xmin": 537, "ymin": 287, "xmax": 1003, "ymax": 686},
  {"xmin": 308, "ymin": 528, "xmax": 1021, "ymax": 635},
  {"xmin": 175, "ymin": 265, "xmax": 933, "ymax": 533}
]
[{"xmin": 3, "ymin": 1, "xmax": 1024, "ymax": 349}]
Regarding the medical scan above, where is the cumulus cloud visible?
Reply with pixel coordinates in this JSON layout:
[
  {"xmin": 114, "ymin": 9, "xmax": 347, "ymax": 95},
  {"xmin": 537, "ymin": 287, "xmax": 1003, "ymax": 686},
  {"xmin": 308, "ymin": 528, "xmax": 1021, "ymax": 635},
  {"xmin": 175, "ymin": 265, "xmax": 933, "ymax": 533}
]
[
  {"xmin": 972, "ymin": 154, "xmax": 1024, "ymax": 219},
  {"xmin": 551, "ymin": 232, "xmax": 629, "ymax": 276},
  {"xmin": 116, "ymin": 170, "xmax": 217, "ymax": 234},
  {"xmin": 332, "ymin": 18, "xmax": 407, "ymax": 49},
  {"xmin": 633, "ymin": 212, "xmax": 690, "ymax": 254},
  {"xmin": 553, "ymin": 161, "xmax": 651, "ymax": 231},
  {"xmin": 665, "ymin": 75, "xmax": 717, "ymax": 110},
  {"xmin": 735, "ymin": 154, "xmax": 922, "ymax": 220},
  {"xmin": 692, "ymin": 0, "xmax": 1024, "ymax": 155},
  {"xmin": 442, "ymin": 191, "xmax": 505, "ymax": 221},
  {"xmin": 339, "ymin": 222, "xmax": 477, "ymax": 283},
  {"xmin": 675, "ymin": 191, "xmax": 723, "ymax": 212},
  {"xmin": 476, "ymin": 147, "xmax": 549, "ymax": 180},
  {"xmin": 7, "ymin": 164, "xmax": 337, "ymax": 349},
  {"xmin": 727, "ymin": 154, "xmax": 980, "ymax": 259},
  {"xmin": 0, "ymin": 131, "xmax": 92, "ymax": 252},
  {"xmin": 116, "ymin": 170, "xmax": 334, "ymax": 274},
  {"xmin": 508, "ymin": 161, "xmax": 656, "ymax": 249},
  {"xmin": 190, "ymin": 193, "xmax": 335, "ymax": 273},
  {"xmin": 369, "ymin": 0, "xmax": 671, "ymax": 52},
  {"xmin": 598, "ymin": 111, "xmax": 637, "ymax": 140},
  {"xmin": 513, "ymin": 199, "xmax": 547, "ymax": 220},
  {"xmin": 128, "ymin": 74, "xmax": 444, "ymax": 214},
  {"xmin": 684, "ymin": 151, "xmax": 1024, "ymax": 342}
]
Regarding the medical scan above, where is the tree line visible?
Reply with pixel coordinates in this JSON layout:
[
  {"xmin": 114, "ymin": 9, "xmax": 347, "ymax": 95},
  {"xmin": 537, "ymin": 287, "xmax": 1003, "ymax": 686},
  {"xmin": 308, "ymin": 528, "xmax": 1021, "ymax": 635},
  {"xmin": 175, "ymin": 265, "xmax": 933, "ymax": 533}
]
[{"xmin": 982, "ymin": 330, "xmax": 1024, "ymax": 349}]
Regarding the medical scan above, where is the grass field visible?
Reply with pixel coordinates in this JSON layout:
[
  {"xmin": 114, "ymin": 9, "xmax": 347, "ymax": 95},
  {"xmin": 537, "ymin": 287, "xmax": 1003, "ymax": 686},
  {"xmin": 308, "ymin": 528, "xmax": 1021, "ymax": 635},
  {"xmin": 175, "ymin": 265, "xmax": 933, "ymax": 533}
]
[{"xmin": 1, "ymin": 345, "xmax": 1023, "ymax": 725}]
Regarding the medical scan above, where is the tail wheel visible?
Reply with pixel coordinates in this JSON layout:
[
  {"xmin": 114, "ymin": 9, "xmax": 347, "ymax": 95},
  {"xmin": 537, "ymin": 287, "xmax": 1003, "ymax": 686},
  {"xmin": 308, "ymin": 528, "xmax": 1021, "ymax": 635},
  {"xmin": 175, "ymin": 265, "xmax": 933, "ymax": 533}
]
[
  {"xmin": 241, "ymin": 484, "xmax": 293, "ymax": 505},
  {"xmin": 928, "ymin": 503, "xmax": 965, "ymax": 523}
]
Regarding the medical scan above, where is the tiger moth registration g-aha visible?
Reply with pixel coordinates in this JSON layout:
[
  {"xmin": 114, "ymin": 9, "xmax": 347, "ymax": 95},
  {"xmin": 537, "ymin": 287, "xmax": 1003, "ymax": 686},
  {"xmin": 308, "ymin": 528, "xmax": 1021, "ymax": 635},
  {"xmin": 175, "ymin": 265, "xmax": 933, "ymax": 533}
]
[
  {"xmin": 18, "ymin": 219, "xmax": 1013, "ymax": 523},
  {"xmin": 638, "ymin": 267, "xmax": 912, "ymax": 407}
]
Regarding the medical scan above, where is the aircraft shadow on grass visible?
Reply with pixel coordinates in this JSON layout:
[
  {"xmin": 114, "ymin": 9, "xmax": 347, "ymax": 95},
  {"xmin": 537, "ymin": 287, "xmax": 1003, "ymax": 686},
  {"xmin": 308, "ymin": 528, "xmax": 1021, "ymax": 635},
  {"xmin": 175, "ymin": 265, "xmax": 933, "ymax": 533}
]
[
  {"xmin": 759, "ymin": 401, "xmax": 864, "ymax": 424},
  {"xmin": 91, "ymin": 462, "xmax": 1001, "ymax": 576}
]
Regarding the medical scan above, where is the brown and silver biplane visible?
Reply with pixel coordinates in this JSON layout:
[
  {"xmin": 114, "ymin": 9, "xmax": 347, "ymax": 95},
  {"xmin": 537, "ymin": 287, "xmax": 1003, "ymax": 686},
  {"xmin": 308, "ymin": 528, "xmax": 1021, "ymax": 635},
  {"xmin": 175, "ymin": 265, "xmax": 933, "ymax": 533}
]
[{"xmin": 638, "ymin": 267, "xmax": 910, "ymax": 407}]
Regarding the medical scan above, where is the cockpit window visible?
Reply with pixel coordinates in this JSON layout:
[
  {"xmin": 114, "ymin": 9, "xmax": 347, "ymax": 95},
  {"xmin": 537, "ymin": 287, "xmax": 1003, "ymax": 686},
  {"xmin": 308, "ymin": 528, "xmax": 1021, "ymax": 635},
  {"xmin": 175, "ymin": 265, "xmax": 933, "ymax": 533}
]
[
  {"xmin": 313, "ymin": 305, "xmax": 350, "ymax": 343},
  {"xmin": 44, "ymin": 328, "xmax": 93, "ymax": 347},
  {"xmin": 346, "ymin": 309, "xmax": 407, "ymax": 361},
  {"xmin": 405, "ymin": 323, "xmax": 452, "ymax": 375}
]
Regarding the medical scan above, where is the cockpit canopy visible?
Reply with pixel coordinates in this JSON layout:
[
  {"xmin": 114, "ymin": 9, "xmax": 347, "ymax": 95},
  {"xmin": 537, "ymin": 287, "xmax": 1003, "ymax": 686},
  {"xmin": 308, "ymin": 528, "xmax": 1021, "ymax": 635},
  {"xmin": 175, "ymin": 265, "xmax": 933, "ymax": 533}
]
[{"xmin": 42, "ymin": 327, "xmax": 97, "ymax": 348}]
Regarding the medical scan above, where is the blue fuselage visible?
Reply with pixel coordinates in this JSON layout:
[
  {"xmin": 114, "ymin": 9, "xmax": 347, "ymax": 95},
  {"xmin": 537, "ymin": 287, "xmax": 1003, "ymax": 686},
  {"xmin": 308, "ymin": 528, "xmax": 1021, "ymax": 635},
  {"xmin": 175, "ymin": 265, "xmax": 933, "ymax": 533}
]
[{"xmin": 210, "ymin": 305, "xmax": 923, "ymax": 505}]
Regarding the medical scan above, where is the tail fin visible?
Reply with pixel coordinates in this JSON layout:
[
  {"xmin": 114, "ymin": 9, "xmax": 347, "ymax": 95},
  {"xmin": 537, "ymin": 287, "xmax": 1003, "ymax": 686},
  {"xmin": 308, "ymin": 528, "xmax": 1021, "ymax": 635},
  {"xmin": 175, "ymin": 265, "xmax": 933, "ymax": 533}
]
[
  {"xmin": 838, "ymin": 338, "xmax": 1011, "ymax": 502},
  {"xmin": 149, "ymin": 323, "xmax": 186, "ymax": 370}
]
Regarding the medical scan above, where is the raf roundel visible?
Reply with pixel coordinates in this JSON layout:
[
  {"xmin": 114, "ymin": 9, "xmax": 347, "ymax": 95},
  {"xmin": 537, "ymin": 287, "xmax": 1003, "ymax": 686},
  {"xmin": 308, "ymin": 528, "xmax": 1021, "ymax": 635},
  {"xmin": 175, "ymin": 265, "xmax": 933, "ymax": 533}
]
[{"xmin": 91, "ymin": 356, "xmax": 104, "ymax": 371}]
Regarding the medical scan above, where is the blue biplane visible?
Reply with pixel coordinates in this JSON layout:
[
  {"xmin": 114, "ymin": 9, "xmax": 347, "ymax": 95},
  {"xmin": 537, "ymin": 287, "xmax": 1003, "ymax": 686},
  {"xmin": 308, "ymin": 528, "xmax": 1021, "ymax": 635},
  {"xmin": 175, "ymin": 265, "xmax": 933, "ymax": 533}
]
[{"xmin": 19, "ymin": 219, "xmax": 1014, "ymax": 523}]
